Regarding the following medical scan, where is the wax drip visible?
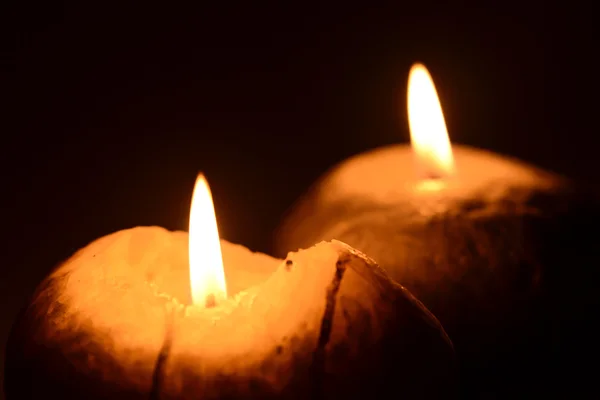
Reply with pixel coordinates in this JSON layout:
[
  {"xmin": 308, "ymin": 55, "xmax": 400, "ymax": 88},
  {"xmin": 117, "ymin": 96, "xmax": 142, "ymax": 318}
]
[
  {"xmin": 310, "ymin": 256, "xmax": 348, "ymax": 399},
  {"xmin": 149, "ymin": 310, "xmax": 175, "ymax": 400}
]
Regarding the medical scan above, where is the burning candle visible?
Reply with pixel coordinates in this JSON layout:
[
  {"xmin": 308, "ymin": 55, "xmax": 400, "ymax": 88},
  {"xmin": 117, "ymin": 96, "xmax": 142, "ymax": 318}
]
[
  {"xmin": 4, "ymin": 174, "xmax": 456, "ymax": 399},
  {"xmin": 274, "ymin": 64, "xmax": 600, "ymax": 395}
]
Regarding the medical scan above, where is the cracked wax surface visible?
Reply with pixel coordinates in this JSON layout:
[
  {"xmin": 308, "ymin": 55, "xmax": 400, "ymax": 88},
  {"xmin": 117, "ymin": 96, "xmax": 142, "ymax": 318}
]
[{"xmin": 4, "ymin": 226, "xmax": 456, "ymax": 400}]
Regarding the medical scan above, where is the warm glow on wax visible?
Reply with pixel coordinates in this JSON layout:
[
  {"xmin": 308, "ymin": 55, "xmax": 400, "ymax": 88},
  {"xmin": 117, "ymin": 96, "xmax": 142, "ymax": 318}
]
[
  {"xmin": 189, "ymin": 173, "xmax": 227, "ymax": 307},
  {"xmin": 407, "ymin": 63, "xmax": 455, "ymax": 178}
]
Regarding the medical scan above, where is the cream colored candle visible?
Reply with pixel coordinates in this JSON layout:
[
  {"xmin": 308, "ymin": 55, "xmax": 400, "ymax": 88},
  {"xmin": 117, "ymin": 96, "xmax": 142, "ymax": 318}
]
[
  {"xmin": 4, "ymin": 174, "xmax": 455, "ymax": 399},
  {"xmin": 274, "ymin": 64, "xmax": 599, "ymax": 395}
]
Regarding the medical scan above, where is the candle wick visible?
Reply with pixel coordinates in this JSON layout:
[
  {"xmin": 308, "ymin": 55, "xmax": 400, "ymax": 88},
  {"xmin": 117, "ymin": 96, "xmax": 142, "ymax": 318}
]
[
  {"xmin": 414, "ymin": 154, "xmax": 449, "ymax": 181},
  {"xmin": 423, "ymin": 172, "xmax": 443, "ymax": 180},
  {"xmin": 205, "ymin": 293, "xmax": 216, "ymax": 308}
]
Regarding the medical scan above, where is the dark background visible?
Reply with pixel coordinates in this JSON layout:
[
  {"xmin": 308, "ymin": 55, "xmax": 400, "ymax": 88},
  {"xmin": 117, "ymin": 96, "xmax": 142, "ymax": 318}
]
[{"xmin": 1, "ymin": 2, "xmax": 596, "ymax": 394}]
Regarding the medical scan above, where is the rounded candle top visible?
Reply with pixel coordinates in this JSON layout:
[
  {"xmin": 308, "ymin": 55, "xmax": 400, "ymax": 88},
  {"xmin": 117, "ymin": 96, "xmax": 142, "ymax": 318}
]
[
  {"xmin": 4, "ymin": 227, "xmax": 456, "ymax": 399},
  {"xmin": 318, "ymin": 144, "xmax": 563, "ymax": 206},
  {"xmin": 307, "ymin": 62, "xmax": 564, "ymax": 209},
  {"xmin": 275, "ymin": 63, "xmax": 568, "ymax": 256}
]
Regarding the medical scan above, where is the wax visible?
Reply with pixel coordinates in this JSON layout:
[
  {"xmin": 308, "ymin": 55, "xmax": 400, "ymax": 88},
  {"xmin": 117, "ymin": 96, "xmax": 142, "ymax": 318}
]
[
  {"xmin": 274, "ymin": 144, "xmax": 600, "ymax": 395},
  {"xmin": 4, "ymin": 226, "xmax": 456, "ymax": 399}
]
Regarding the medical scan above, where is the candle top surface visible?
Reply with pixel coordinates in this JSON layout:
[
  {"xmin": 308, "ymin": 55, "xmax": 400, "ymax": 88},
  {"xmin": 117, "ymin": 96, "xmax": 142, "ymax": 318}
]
[
  {"xmin": 274, "ymin": 144, "xmax": 569, "ymax": 254},
  {"xmin": 318, "ymin": 144, "xmax": 562, "ymax": 206},
  {"xmin": 62, "ymin": 226, "xmax": 281, "ymax": 306}
]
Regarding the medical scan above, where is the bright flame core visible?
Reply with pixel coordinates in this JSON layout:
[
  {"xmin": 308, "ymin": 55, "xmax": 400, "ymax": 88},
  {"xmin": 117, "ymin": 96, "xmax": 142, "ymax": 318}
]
[
  {"xmin": 407, "ymin": 63, "xmax": 455, "ymax": 178},
  {"xmin": 189, "ymin": 173, "xmax": 227, "ymax": 307}
]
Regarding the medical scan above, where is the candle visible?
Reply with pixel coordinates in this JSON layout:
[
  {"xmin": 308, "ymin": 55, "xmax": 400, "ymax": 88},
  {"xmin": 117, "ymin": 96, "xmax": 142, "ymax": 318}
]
[
  {"xmin": 274, "ymin": 64, "xmax": 600, "ymax": 395},
  {"xmin": 4, "ymin": 174, "xmax": 456, "ymax": 399}
]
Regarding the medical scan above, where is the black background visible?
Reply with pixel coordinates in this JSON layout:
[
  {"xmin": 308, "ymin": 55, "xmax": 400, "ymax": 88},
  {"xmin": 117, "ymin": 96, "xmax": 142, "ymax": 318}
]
[{"xmin": 1, "ymin": 2, "xmax": 596, "ymax": 393}]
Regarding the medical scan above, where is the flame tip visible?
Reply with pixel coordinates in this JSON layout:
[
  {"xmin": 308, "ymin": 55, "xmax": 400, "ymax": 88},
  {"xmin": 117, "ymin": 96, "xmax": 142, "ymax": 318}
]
[
  {"xmin": 196, "ymin": 172, "xmax": 207, "ymax": 182},
  {"xmin": 408, "ymin": 62, "xmax": 430, "ymax": 75}
]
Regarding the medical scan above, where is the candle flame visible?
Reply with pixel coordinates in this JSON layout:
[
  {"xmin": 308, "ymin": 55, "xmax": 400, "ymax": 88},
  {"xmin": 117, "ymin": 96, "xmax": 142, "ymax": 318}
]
[
  {"xmin": 407, "ymin": 63, "xmax": 455, "ymax": 178},
  {"xmin": 189, "ymin": 173, "xmax": 227, "ymax": 307}
]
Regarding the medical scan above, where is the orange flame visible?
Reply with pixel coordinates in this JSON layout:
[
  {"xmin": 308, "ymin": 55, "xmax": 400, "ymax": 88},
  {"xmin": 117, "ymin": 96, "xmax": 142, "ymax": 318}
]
[
  {"xmin": 189, "ymin": 173, "xmax": 227, "ymax": 307},
  {"xmin": 407, "ymin": 63, "xmax": 455, "ymax": 178}
]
